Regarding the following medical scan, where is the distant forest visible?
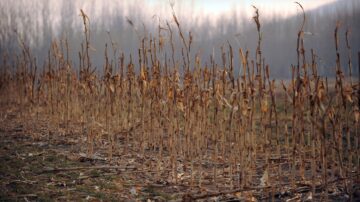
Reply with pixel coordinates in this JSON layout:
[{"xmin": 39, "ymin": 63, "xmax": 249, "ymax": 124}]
[{"xmin": 0, "ymin": 0, "xmax": 359, "ymax": 78}]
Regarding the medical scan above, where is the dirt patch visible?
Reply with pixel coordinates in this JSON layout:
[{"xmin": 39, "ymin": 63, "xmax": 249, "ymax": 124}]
[
  {"xmin": 0, "ymin": 106, "xmax": 359, "ymax": 201},
  {"xmin": 0, "ymin": 117, "xmax": 182, "ymax": 201}
]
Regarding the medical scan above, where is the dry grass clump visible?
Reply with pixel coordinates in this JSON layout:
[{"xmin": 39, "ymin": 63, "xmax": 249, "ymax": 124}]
[{"xmin": 0, "ymin": 3, "xmax": 359, "ymax": 200}]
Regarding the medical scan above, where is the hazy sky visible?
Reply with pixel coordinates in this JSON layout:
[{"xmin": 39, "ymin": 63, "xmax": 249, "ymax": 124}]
[
  {"xmin": 0, "ymin": 0, "xmax": 338, "ymax": 39},
  {"xmin": 147, "ymin": 0, "xmax": 337, "ymax": 19},
  {"xmin": 69, "ymin": 0, "xmax": 338, "ymax": 25}
]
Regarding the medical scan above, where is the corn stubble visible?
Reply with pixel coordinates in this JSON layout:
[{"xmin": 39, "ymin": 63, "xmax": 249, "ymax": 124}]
[{"xmin": 0, "ymin": 4, "xmax": 359, "ymax": 200}]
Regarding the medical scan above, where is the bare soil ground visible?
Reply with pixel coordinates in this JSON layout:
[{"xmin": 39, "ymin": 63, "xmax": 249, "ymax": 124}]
[
  {"xmin": 0, "ymin": 104, "xmax": 359, "ymax": 201},
  {"xmin": 0, "ymin": 108, "xmax": 189, "ymax": 201}
]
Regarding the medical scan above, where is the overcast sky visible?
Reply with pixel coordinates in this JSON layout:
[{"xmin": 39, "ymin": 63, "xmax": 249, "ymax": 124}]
[{"xmin": 0, "ymin": 0, "xmax": 338, "ymax": 35}]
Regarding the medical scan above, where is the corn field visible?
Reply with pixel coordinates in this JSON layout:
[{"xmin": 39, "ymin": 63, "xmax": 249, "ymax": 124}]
[{"xmin": 0, "ymin": 5, "xmax": 359, "ymax": 201}]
